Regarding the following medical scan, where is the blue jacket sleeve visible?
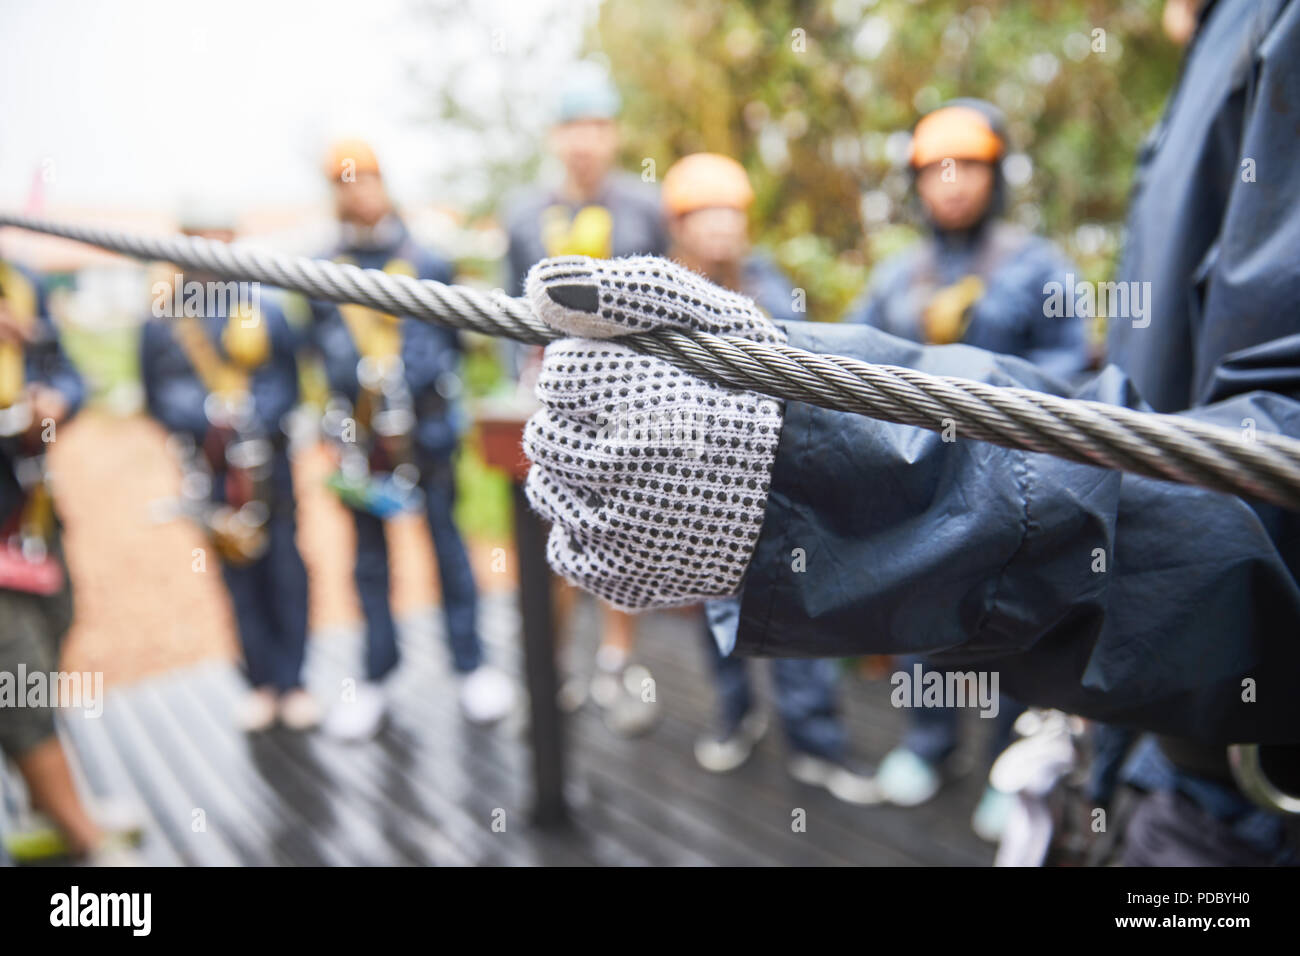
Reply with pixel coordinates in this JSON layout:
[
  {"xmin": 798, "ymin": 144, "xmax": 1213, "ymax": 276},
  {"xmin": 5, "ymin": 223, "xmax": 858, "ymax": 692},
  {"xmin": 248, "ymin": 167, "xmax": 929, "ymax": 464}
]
[
  {"xmin": 139, "ymin": 319, "xmax": 209, "ymax": 440},
  {"xmin": 734, "ymin": 321, "xmax": 1300, "ymax": 745},
  {"xmin": 842, "ymin": 253, "xmax": 911, "ymax": 330},
  {"xmin": 972, "ymin": 238, "xmax": 1090, "ymax": 383},
  {"xmin": 416, "ymin": 249, "xmax": 462, "ymax": 357},
  {"xmin": 1189, "ymin": 1, "xmax": 1300, "ymax": 407},
  {"xmin": 247, "ymin": 305, "xmax": 299, "ymax": 436},
  {"xmin": 25, "ymin": 279, "xmax": 86, "ymax": 418},
  {"xmin": 743, "ymin": 255, "xmax": 799, "ymax": 323}
]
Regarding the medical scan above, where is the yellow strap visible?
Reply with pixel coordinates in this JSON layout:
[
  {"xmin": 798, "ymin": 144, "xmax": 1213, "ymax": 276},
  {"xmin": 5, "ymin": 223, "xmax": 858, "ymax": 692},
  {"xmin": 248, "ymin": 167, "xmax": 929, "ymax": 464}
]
[
  {"xmin": 19, "ymin": 480, "xmax": 54, "ymax": 540},
  {"xmin": 222, "ymin": 303, "xmax": 271, "ymax": 370},
  {"xmin": 0, "ymin": 262, "xmax": 38, "ymax": 327},
  {"xmin": 541, "ymin": 205, "xmax": 613, "ymax": 259},
  {"xmin": 0, "ymin": 342, "xmax": 23, "ymax": 409},
  {"xmin": 172, "ymin": 315, "xmax": 248, "ymax": 399},
  {"xmin": 922, "ymin": 275, "xmax": 985, "ymax": 345},
  {"xmin": 0, "ymin": 262, "xmax": 38, "ymax": 408},
  {"xmin": 339, "ymin": 303, "xmax": 402, "ymax": 359},
  {"xmin": 336, "ymin": 257, "xmax": 415, "ymax": 360}
]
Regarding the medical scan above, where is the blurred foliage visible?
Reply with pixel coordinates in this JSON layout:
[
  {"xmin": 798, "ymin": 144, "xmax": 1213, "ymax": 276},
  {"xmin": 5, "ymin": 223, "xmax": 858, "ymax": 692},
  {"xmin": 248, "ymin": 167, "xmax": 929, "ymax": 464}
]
[
  {"xmin": 453, "ymin": 432, "xmax": 511, "ymax": 539},
  {"xmin": 593, "ymin": 0, "xmax": 1182, "ymax": 321},
  {"xmin": 59, "ymin": 323, "xmax": 140, "ymax": 402},
  {"xmin": 411, "ymin": 0, "xmax": 600, "ymax": 219}
]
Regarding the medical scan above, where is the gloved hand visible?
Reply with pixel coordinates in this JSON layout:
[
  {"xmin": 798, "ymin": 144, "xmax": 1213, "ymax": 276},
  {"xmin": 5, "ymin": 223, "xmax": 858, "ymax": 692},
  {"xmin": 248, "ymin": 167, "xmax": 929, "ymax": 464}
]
[{"xmin": 522, "ymin": 255, "xmax": 787, "ymax": 611}]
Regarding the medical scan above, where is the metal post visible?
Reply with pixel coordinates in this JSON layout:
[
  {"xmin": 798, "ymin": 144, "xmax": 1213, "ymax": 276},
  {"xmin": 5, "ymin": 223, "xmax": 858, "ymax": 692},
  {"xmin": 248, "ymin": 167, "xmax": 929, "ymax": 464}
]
[{"xmin": 511, "ymin": 480, "xmax": 567, "ymax": 827}]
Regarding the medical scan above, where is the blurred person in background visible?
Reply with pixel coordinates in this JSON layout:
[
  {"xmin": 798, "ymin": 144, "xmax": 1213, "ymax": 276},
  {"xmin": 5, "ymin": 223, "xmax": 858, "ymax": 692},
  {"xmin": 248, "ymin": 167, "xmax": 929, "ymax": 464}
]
[
  {"xmin": 663, "ymin": 153, "xmax": 876, "ymax": 804},
  {"xmin": 846, "ymin": 98, "xmax": 1087, "ymax": 378},
  {"xmin": 140, "ymin": 207, "xmax": 318, "ymax": 733},
  {"xmin": 502, "ymin": 61, "xmax": 667, "ymax": 299},
  {"xmin": 0, "ymin": 257, "xmax": 137, "ymax": 862},
  {"xmin": 845, "ymin": 99, "xmax": 1087, "ymax": 838},
  {"xmin": 502, "ymin": 62, "xmax": 667, "ymax": 735},
  {"xmin": 310, "ymin": 140, "xmax": 514, "ymax": 740}
]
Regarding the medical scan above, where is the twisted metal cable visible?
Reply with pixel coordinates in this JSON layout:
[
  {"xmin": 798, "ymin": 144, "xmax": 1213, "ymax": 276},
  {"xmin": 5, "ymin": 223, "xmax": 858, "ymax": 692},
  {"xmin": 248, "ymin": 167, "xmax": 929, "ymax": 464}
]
[{"xmin": 7, "ymin": 212, "xmax": 1300, "ymax": 511}]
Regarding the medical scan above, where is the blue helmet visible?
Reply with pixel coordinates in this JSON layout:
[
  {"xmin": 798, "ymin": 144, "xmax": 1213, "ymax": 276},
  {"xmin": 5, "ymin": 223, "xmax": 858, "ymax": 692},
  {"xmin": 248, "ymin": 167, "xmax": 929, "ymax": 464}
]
[{"xmin": 554, "ymin": 61, "xmax": 622, "ymax": 124}]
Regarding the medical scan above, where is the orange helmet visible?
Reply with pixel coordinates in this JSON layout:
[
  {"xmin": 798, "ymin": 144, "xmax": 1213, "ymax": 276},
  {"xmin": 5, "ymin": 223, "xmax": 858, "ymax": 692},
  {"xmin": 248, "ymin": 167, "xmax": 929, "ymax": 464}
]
[
  {"xmin": 909, "ymin": 104, "xmax": 1005, "ymax": 169},
  {"xmin": 662, "ymin": 153, "xmax": 755, "ymax": 217},
  {"xmin": 324, "ymin": 138, "xmax": 381, "ymax": 182}
]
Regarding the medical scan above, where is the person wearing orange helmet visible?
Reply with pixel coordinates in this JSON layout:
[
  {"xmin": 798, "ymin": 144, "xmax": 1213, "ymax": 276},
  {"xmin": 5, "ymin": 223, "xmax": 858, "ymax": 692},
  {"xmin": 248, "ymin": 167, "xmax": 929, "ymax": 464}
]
[
  {"xmin": 842, "ymin": 100, "xmax": 1087, "ymax": 830},
  {"xmin": 308, "ymin": 140, "xmax": 515, "ymax": 739},
  {"xmin": 660, "ymin": 153, "xmax": 876, "ymax": 803},
  {"xmin": 660, "ymin": 153, "xmax": 790, "ymax": 317},
  {"xmin": 846, "ymin": 99, "xmax": 1087, "ymax": 380}
]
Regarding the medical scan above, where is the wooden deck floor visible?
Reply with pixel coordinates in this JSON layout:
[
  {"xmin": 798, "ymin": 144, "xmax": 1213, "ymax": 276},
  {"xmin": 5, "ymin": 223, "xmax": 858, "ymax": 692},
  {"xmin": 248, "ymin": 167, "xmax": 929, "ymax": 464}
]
[{"xmin": 31, "ymin": 595, "xmax": 996, "ymax": 866}]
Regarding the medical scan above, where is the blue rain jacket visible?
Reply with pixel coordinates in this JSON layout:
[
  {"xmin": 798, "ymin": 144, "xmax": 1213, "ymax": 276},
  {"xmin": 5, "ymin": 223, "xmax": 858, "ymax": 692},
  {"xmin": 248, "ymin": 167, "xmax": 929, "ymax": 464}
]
[
  {"xmin": 308, "ymin": 216, "xmax": 465, "ymax": 461},
  {"xmin": 0, "ymin": 262, "xmax": 85, "ymax": 524},
  {"xmin": 140, "ymin": 296, "xmax": 299, "ymax": 446},
  {"xmin": 729, "ymin": 0, "xmax": 1300, "ymax": 746},
  {"xmin": 844, "ymin": 222, "xmax": 1089, "ymax": 383}
]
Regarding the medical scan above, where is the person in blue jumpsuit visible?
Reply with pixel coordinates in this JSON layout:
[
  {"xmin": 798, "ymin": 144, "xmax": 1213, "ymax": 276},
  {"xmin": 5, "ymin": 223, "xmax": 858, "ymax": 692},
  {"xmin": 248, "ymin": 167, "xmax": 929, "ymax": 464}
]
[
  {"xmin": 843, "ymin": 100, "xmax": 1089, "ymax": 828},
  {"xmin": 501, "ymin": 63, "xmax": 669, "ymax": 735},
  {"xmin": 310, "ymin": 140, "xmax": 514, "ymax": 739},
  {"xmin": 522, "ymin": 0, "xmax": 1300, "ymax": 866},
  {"xmin": 660, "ymin": 153, "xmax": 877, "ymax": 804},
  {"xmin": 0, "ymin": 258, "xmax": 125, "ymax": 861},
  {"xmin": 502, "ymin": 62, "xmax": 667, "ymax": 300},
  {"xmin": 140, "ymin": 213, "xmax": 316, "ymax": 733},
  {"xmin": 845, "ymin": 99, "xmax": 1089, "ymax": 382}
]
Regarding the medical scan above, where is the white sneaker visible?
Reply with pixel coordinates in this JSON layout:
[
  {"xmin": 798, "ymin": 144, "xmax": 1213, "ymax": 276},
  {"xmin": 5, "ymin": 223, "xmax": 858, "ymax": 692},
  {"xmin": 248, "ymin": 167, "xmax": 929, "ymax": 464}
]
[
  {"xmin": 557, "ymin": 674, "xmax": 588, "ymax": 713},
  {"xmin": 695, "ymin": 710, "xmax": 769, "ymax": 773},
  {"xmin": 971, "ymin": 784, "xmax": 1014, "ymax": 843},
  {"xmin": 237, "ymin": 687, "xmax": 278, "ymax": 733},
  {"xmin": 86, "ymin": 834, "xmax": 146, "ymax": 867},
  {"xmin": 4, "ymin": 799, "xmax": 144, "ymax": 865},
  {"xmin": 459, "ymin": 666, "xmax": 516, "ymax": 724},
  {"xmin": 278, "ymin": 688, "xmax": 322, "ymax": 731},
  {"xmin": 874, "ymin": 747, "xmax": 943, "ymax": 807},
  {"xmin": 594, "ymin": 663, "xmax": 660, "ymax": 737},
  {"xmin": 787, "ymin": 753, "xmax": 882, "ymax": 806},
  {"xmin": 324, "ymin": 681, "xmax": 387, "ymax": 741},
  {"xmin": 589, "ymin": 670, "xmax": 621, "ymax": 709}
]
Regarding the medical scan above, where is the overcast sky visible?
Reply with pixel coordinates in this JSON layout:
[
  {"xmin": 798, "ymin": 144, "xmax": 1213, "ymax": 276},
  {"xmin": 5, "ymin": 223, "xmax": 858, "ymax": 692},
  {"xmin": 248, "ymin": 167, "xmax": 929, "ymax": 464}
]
[{"xmin": 0, "ymin": 0, "xmax": 591, "ymax": 215}]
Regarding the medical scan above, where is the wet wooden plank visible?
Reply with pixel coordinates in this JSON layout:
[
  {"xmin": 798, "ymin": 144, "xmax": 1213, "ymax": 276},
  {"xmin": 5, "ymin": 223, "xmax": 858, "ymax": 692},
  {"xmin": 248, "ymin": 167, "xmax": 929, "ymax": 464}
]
[{"xmin": 38, "ymin": 592, "xmax": 994, "ymax": 867}]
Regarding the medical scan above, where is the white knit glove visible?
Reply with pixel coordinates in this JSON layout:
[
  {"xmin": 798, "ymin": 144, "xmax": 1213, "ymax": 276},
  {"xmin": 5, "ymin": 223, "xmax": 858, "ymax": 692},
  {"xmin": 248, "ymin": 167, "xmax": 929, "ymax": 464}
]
[{"xmin": 522, "ymin": 254, "xmax": 787, "ymax": 611}]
